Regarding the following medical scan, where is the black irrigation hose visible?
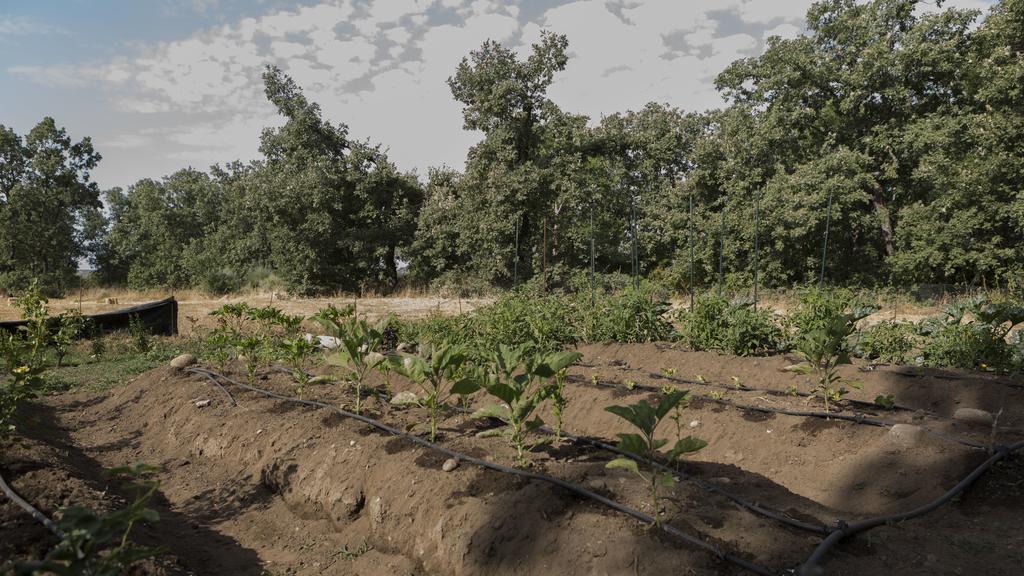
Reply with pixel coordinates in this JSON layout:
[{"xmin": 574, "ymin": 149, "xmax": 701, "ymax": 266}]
[
  {"xmin": 0, "ymin": 468, "xmax": 64, "ymax": 538},
  {"xmin": 796, "ymin": 440, "xmax": 1024, "ymax": 576},
  {"xmin": 261, "ymin": 364, "xmax": 830, "ymax": 534},
  {"xmin": 645, "ymin": 371, "xmax": 930, "ymax": 417},
  {"xmin": 192, "ymin": 368, "xmax": 238, "ymax": 406},
  {"xmin": 582, "ymin": 374, "xmax": 992, "ymax": 451},
  {"xmin": 186, "ymin": 367, "xmax": 776, "ymax": 576}
]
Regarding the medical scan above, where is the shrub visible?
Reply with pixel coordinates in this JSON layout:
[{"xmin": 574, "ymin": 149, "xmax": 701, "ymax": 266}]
[
  {"xmin": 579, "ymin": 287, "xmax": 675, "ymax": 343},
  {"xmin": 785, "ymin": 287, "xmax": 876, "ymax": 349},
  {"xmin": 388, "ymin": 341, "xmax": 471, "ymax": 441},
  {"xmin": 676, "ymin": 296, "xmax": 782, "ymax": 356},
  {"xmin": 855, "ymin": 321, "xmax": 916, "ymax": 364},
  {"xmin": 787, "ymin": 309, "xmax": 870, "ymax": 413},
  {"xmin": 918, "ymin": 297, "xmax": 1024, "ymax": 371}
]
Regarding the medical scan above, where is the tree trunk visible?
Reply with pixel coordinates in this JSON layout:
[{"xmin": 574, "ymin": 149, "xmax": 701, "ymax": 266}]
[{"xmin": 872, "ymin": 186, "xmax": 896, "ymax": 257}]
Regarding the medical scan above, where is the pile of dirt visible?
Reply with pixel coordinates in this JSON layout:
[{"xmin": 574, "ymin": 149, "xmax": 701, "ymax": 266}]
[{"xmin": 3, "ymin": 344, "xmax": 1023, "ymax": 575}]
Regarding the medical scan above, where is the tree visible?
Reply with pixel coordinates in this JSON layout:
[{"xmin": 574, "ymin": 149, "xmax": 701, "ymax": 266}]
[{"xmin": 0, "ymin": 118, "xmax": 101, "ymax": 294}]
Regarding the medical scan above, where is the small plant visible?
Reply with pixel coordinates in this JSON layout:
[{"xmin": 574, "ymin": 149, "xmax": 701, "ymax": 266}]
[
  {"xmin": 210, "ymin": 302, "xmax": 252, "ymax": 335},
  {"xmin": 128, "ymin": 315, "xmax": 151, "ymax": 354},
  {"xmin": 318, "ymin": 317, "xmax": 384, "ymax": 414},
  {"xmin": 53, "ymin": 310, "xmax": 89, "ymax": 367},
  {"xmin": 787, "ymin": 309, "xmax": 871, "ymax": 414},
  {"xmin": 14, "ymin": 462, "xmax": 164, "ymax": 575},
  {"xmin": 335, "ymin": 540, "xmax": 373, "ymax": 561},
  {"xmin": 590, "ymin": 373, "xmax": 599, "ymax": 386},
  {"xmin": 203, "ymin": 329, "xmax": 235, "ymax": 374},
  {"xmin": 389, "ymin": 341, "xmax": 471, "ymax": 442},
  {"xmin": 89, "ymin": 337, "xmax": 107, "ymax": 361},
  {"xmin": 274, "ymin": 313, "xmax": 305, "ymax": 336},
  {"xmin": 469, "ymin": 345, "xmax": 581, "ymax": 464},
  {"xmin": 542, "ymin": 351, "xmax": 581, "ymax": 440},
  {"xmin": 15, "ymin": 280, "xmax": 50, "ymax": 365},
  {"xmin": 1, "ymin": 336, "xmax": 42, "ymax": 440},
  {"xmin": 604, "ymin": 390, "xmax": 707, "ymax": 526},
  {"xmin": 874, "ymin": 394, "xmax": 896, "ymax": 410},
  {"xmin": 280, "ymin": 336, "xmax": 317, "ymax": 398},
  {"xmin": 235, "ymin": 335, "xmax": 264, "ymax": 385},
  {"xmin": 625, "ymin": 379, "xmax": 638, "ymax": 391},
  {"xmin": 676, "ymin": 296, "xmax": 782, "ymax": 356},
  {"xmin": 660, "ymin": 367, "xmax": 676, "ymax": 377}
]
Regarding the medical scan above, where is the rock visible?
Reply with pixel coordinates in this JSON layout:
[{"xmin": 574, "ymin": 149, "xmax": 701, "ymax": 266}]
[
  {"xmin": 369, "ymin": 496, "xmax": 386, "ymax": 529},
  {"xmin": 194, "ymin": 399, "xmax": 211, "ymax": 408},
  {"xmin": 396, "ymin": 342, "xmax": 413, "ymax": 352},
  {"xmin": 390, "ymin": 391, "xmax": 419, "ymax": 406},
  {"xmin": 889, "ymin": 424, "xmax": 924, "ymax": 446},
  {"xmin": 953, "ymin": 408, "xmax": 994, "ymax": 427},
  {"xmin": 689, "ymin": 420, "xmax": 701, "ymax": 428},
  {"xmin": 442, "ymin": 458, "xmax": 459, "ymax": 472},
  {"xmin": 170, "ymin": 353, "xmax": 197, "ymax": 369},
  {"xmin": 710, "ymin": 476, "xmax": 731, "ymax": 484}
]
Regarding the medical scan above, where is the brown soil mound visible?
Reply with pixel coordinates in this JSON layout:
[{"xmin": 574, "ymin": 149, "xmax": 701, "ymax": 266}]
[{"xmin": 3, "ymin": 343, "xmax": 1023, "ymax": 575}]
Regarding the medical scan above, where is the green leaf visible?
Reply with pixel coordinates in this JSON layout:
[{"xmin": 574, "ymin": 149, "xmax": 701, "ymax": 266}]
[
  {"xmin": 668, "ymin": 436, "xmax": 708, "ymax": 460},
  {"xmin": 655, "ymin": 472, "xmax": 675, "ymax": 487},
  {"xmin": 472, "ymin": 404, "xmax": 509, "ymax": 421},
  {"xmin": 450, "ymin": 376, "xmax": 480, "ymax": 395},
  {"xmin": 605, "ymin": 457, "xmax": 639, "ymax": 474}
]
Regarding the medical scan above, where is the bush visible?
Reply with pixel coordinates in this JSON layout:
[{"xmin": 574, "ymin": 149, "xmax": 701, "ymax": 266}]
[
  {"xmin": 917, "ymin": 297, "xmax": 1024, "ymax": 371},
  {"xmin": 579, "ymin": 287, "xmax": 675, "ymax": 344},
  {"xmin": 784, "ymin": 287, "xmax": 876, "ymax": 351},
  {"xmin": 854, "ymin": 321, "xmax": 916, "ymax": 364},
  {"xmin": 676, "ymin": 296, "xmax": 782, "ymax": 355}
]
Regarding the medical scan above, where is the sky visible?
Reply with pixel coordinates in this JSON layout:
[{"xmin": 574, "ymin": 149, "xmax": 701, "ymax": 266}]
[{"xmin": 0, "ymin": 0, "xmax": 994, "ymax": 190}]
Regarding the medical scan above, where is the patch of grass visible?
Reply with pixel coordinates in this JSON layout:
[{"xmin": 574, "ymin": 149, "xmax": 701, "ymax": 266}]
[{"xmin": 39, "ymin": 335, "xmax": 188, "ymax": 394}]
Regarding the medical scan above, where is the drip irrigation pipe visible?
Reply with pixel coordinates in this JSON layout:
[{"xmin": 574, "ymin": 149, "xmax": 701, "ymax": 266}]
[
  {"xmin": 796, "ymin": 440, "xmax": 1024, "ymax": 576},
  {"xmin": 192, "ymin": 368, "xmax": 238, "ymax": 406},
  {"xmin": 186, "ymin": 367, "xmax": 775, "ymax": 576},
  {"xmin": 577, "ymin": 374, "xmax": 992, "ymax": 451},
  {"xmin": 0, "ymin": 468, "xmax": 64, "ymax": 538},
  {"xmin": 645, "ymin": 371, "xmax": 932, "ymax": 418},
  {"xmin": 258, "ymin": 365, "xmax": 831, "ymax": 534}
]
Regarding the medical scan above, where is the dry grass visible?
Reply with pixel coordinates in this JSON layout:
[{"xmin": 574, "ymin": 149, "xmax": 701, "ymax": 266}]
[{"xmin": 0, "ymin": 287, "xmax": 492, "ymax": 336}]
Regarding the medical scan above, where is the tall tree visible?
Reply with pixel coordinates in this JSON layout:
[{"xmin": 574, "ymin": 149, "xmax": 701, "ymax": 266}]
[{"xmin": 0, "ymin": 118, "xmax": 101, "ymax": 294}]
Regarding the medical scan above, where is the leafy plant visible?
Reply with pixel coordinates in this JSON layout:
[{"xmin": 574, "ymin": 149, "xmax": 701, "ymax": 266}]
[
  {"xmin": 235, "ymin": 335, "xmax": 264, "ymax": 385},
  {"xmin": 280, "ymin": 335, "xmax": 317, "ymax": 398},
  {"xmin": 14, "ymin": 280, "xmax": 50, "ymax": 365},
  {"xmin": 318, "ymin": 316, "xmax": 384, "ymax": 414},
  {"xmin": 874, "ymin": 394, "xmax": 896, "ymax": 410},
  {"xmin": 604, "ymin": 390, "xmax": 707, "ymax": 526},
  {"xmin": 468, "ymin": 345, "xmax": 581, "ymax": 464},
  {"xmin": 128, "ymin": 315, "xmax": 151, "ymax": 354},
  {"xmin": 787, "ymin": 308, "xmax": 871, "ymax": 413},
  {"xmin": 53, "ymin": 310, "xmax": 89, "ymax": 367},
  {"xmin": 918, "ymin": 297, "xmax": 1024, "ymax": 371},
  {"xmin": 388, "ymin": 341, "xmax": 471, "ymax": 441},
  {"xmin": 854, "ymin": 321, "xmax": 916, "ymax": 364},
  {"xmin": 14, "ymin": 462, "xmax": 164, "ymax": 576},
  {"xmin": 676, "ymin": 295, "xmax": 782, "ymax": 355},
  {"xmin": 1, "ymin": 336, "xmax": 42, "ymax": 440},
  {"xmin": 209, "ymin": 302, "xmax": 252, "ymax": 335}
]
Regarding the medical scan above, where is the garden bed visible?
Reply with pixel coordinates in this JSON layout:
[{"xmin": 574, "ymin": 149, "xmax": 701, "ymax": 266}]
[{"xmin": 3, "ymin": 344, "xmax": 1023, "ymax": 575}]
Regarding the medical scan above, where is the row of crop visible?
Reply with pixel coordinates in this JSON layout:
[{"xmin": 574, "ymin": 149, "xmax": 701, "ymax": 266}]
[{"xmin": 393, "ymin": 287, "xmax": 1024, "ymax": 372}]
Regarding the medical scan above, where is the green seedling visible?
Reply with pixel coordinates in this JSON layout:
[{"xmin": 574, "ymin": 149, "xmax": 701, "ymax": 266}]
[
  {"xmin": 388, "ymin": 341, "xmax": 470, "ymax": 442},
  {"xmin": 1, "ymin": 336, "xmax": 42, "ymax": 440},
  {"xmin": 605, "ymin": 390, "xmax": 707, "ymax": 526},
  {"xmin": 787, "ymin": 309, "xmax": 870, "ymax": 414},
  {"xmin": 591, "ymin": 373, "xmax": 599, "ymax": 386},
  {"xmin": 468, "ymin": 345, "xmax": 581, "ymax": 465},
  {"xmin": 280, "ymin": 336, "xmax": 317, "ymax": 398},
  {"xmin": 730, "ymin": 376, "xmax": 743, "ymax": 389},
  {"xmin": 544, "ymin": 351, "xmax": 581, "ymax": 440},
  {"xmin": 318, "ymin": 316, "xmax": 384, "ymax": 415},
  {"xmin": 625, "ymin": 380, "xmax": 638, "ymax": 391},
  {"xmin": 235, "ymin": 335, "xmax": 264, "ymax": 385},
  {"xmin": 874, "ymin": 394, "xmax": 896, "ymax": 410},
  {"xmin": 15, "ymin": 281, "xmax": 50, "ymax": 366},
  {"xmin": 660, "ymin": 367, "xmax": 677, "ymax": 377},
  {"xmin": 53, "ymin": 310, "xmax": 89, "ymax": 367}
]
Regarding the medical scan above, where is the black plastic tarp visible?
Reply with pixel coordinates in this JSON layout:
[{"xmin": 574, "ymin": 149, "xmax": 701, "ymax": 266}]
[{"xmin": 0, "ymin": 297, "xmax": 178, "ymax": 336}]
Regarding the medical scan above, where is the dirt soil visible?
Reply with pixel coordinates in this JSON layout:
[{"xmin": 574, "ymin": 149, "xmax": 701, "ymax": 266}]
[{"xmin": 3, "ymin": 343, "xmax": 1023, "ymax": 575}]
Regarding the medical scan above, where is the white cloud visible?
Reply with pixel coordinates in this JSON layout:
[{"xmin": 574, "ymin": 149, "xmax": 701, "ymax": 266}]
[
  {"xmin": 14, "ymin": 0, "xmax": 963, "ymax": 189},
  {"xmin": 0, "ymin": 15, "xmax": 65, "ymax": 36}
]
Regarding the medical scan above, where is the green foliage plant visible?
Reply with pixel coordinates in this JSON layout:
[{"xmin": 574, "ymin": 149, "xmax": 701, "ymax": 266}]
[
  {"xmin": 918, "ymin": 297, "xmax": 1024, "ymax": 371},
  {"xmin": 676, "ymin": 295, "xmax": 782, "ymax": 356},
  {"xmin": 855, "ymin": 321, "xmax": 915, "ymax": 364},
  {"xmin": 14, "ymin": 463, "xmax": 164, "ymax": 576},
  {"xmin": 468, "ymin": 345, "xmax": 581, "ymax": 465},
  {"xmin": 604, "ymin": 390, "xmax": 707, "ymax": 526},
  {"xmin": 317, "ymin": 316, "xmax": 384, "ymax": 414},
  {"xmin": 53, "ymin": 310, "xmax": 89, "ymax": 367},
  {"xmin": 14, "ymin": 280, "xmax": 50, "ymax": 366},
  {"xmin": 388, "ymin": 341, "xmax": 471, "ymax": 442},
  {"xmin": 280, "ymin": 335, "xmax": 317, "ymax": 398},
  {"xmin": 787, "ymin": 309, "xmax": 871, "ymax": 414},
  {"xmin": 127, "ymin": 316, "xmax": 151, "ymax": 354},
  {"xmin": 0, "ymin": 336, "xmax": 42, "ymax": 439}
]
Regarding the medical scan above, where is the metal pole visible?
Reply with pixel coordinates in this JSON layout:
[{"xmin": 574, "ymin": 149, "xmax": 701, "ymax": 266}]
[
  {"xmin": 688, "ymin": 190, "xmax": 695, "ymax": 309},
  {"xmin": 513, "ymin": 215, "xmax": 520, "ymax": 285},
  {"xmin": 819, "ymin": 189, "xmax": 833, "ymax": 289},
  {"xmin": 717, "ymin": 198, "xmax": 726, "ymax": 298},
  {"xmin": 590, "ymin": 202, "xmax": 595, "ymax": 306},
  {"xmin": 631, "ymin": 195, "xmax": 639, "ymax": 290},
  {"xmin": 752, "ymin": 189, "xmax": 760, "ymax": 311}
]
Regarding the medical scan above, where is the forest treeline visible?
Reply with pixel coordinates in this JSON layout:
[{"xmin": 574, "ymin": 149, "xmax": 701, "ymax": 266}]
[{"xmin": 1, "ymin": 0, "xmax": 1022, "ymax": 297}]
